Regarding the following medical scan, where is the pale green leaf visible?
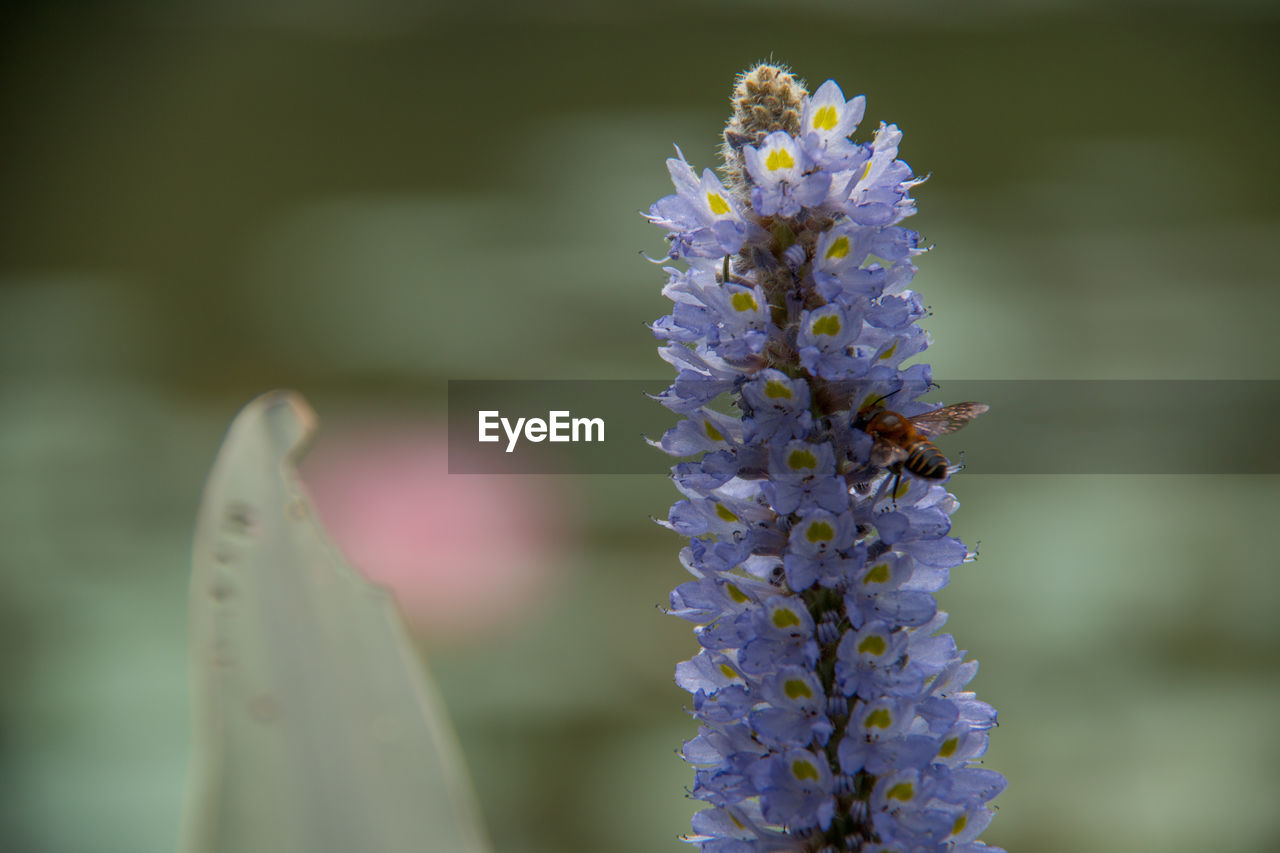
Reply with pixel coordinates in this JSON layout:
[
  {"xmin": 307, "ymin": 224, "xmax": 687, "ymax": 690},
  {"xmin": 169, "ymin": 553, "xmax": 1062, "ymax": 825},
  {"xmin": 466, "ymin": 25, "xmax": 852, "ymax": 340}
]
[{"xmin": 183, "ymin": 390, "xmax": 492, "ymax": 853}]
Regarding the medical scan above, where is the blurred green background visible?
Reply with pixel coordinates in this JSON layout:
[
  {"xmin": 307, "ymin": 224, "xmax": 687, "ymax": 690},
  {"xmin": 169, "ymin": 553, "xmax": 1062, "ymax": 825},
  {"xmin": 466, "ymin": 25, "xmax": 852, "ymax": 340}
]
[{"xmin": 2, "ymin": 1, "xmax": 1278, "ymax": 851}]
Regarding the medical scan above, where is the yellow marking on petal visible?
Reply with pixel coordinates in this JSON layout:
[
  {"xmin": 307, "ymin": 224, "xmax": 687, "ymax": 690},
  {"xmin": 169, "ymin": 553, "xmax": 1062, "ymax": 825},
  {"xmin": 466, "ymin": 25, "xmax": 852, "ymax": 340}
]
[
  {"xmin": 887, "ymin": 781, "xmax": 915, "ymax": 801},
  {"xmin": 864, "ymin": 563, "xmax": 890, "ymax": 585},
  {"xmin": 720, "ymin": 663, "xmax": 739, "ymax": 679},
  {"xmin": 805, "ymin": 520, "xmax": 834, "ymax": 543},
  {"xmin": 858, "ymin": 635, "xmax": 886, "ymax": 656},
  {"xmin": 811, "ymin": 314, "xmax": 842, "ymax": 336},
  {"xmin": 825, "ymin": 235, "xmax": 851, "ymax": 261},
  {"xmin": 812, "ymin": 104, "xmax": 839, "ymax": 131},
  {"xmin": 878, "ymin": 341, "xmax": 898, "ymax": 360},
  {"xmin": 704, "ymin": 420, "xmax": 724, "ymax": 442},
  {"xmin": 864, "ymin": 708, "xmax": 892, "ymax": 729},
  {"xmin": 860, "ymin": 392, "xmax": 883, "ymax": 410},
  {"xmin": 939, "ymin": 737, "xmax": 959, "ymax": 758},
  {"xmin": 765, "ymin": 148, "xmax": 796, "ymax": 171},
  {"xmin": 731, "ymin": 292, "xmax": 759, "ymax": 312},
  {"xmin": 730, "ymin": 813, "xmax": 745, "ymax": 830},
  {"xmin": 725, "ymin": 582, "xmax": 749, "ymax": 604},
  {"xmin": 788, "ymin": 448, "xmax": 818, "ymax": 470},
  {"xmin": 861, "ymin": 161, "xmax": 873, "ymax": 182},
  {"xmin": 791, "ymin": 759, "xmax": 820, "ymax": 781},
  {"xmin": 715, "ymin": 503, "xmax": 739, "ymax": 523},
  {"xmin": 952, "ymin": 814, "xmax": 968, "ymax": 836},
  {"xmin": 765, "ymin": 380, "xmax": 793, "ymax": 400},
  {"xmin": 784, "ymin": 678, "xmax": 814, "ymax": 700},
  {"xmin": 707, "ymin": 192, "xmax": 730, "ymax": 215},
  {"xmin": 772, "ymin": 607, "xmax": 801, "ymax": 629}
]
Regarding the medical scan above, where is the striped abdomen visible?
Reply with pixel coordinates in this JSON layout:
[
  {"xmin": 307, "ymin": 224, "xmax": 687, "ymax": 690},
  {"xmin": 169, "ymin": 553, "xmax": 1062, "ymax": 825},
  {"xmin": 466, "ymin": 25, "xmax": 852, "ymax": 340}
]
[{"xmin": 905, "ymin": 440, "xmax": 949, "ymax": 479}]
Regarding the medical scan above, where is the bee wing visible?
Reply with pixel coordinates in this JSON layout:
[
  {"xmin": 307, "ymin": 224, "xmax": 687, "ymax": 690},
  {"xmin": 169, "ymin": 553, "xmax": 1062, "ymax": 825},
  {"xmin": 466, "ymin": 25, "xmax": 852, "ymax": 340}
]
[{"xmin": 908, "ymin": 402, "xmax": 989, "ymax": 438}]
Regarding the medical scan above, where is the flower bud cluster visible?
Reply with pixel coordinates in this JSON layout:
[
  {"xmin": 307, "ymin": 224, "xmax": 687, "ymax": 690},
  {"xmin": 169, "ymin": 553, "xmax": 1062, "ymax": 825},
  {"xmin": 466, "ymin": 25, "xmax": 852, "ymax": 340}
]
[{"xmin": 649, "ymin": 64, "xmax": 1005, "ymax": 852}]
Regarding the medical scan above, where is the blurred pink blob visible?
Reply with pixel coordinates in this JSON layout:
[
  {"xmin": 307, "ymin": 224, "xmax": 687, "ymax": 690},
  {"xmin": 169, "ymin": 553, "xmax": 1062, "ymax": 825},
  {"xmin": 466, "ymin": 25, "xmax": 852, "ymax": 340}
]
[{"xmin": 300, "ymin": 424, "xmax": 568, "ymax": 640}]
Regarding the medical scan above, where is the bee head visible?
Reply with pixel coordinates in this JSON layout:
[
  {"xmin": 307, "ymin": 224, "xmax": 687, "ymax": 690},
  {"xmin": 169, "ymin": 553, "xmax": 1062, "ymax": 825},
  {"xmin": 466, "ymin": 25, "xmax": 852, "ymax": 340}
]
[{"xmin": 852, "ymin": 391, "xmax": 894, "ymax": 430}]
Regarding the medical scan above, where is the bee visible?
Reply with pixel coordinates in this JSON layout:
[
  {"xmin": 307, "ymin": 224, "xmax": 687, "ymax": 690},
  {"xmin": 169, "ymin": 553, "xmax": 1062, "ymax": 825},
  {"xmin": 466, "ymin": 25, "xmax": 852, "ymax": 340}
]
[{"xmin": 853, "ymin": 401, "xmax": 989, "ymax": 501}]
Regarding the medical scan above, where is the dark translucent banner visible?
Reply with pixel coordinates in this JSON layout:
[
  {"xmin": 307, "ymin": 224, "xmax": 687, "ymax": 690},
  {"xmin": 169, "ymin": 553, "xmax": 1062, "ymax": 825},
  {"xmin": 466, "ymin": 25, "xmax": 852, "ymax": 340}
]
[{"xmin": 447, "ymin": 380, "xmax": 1280, "ymax": 475}]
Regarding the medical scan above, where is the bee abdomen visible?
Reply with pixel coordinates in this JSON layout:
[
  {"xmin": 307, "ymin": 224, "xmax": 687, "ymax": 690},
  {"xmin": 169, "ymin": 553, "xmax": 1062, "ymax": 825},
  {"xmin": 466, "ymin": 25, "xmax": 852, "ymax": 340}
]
[{"xmin": 905, "ymin": 442, "xmax": 949, "ymax": 479}]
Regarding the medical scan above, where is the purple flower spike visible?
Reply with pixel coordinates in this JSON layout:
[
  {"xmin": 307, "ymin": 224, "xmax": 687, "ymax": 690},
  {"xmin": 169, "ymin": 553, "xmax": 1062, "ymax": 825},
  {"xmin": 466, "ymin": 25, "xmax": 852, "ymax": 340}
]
[{"xmin": 649, "ymin": 63, "xmax": 1006, "ymax": 852}]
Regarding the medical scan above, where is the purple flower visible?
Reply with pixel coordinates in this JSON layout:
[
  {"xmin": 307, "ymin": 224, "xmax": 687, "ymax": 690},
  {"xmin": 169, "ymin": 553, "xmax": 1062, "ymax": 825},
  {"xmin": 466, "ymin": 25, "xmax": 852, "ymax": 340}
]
[
  {"xmin": 743, "ymin": 131, "xmax": 831, "ymax": 217},
  {"xmin": 647, "ymin": 147, "xmax": 759, "ymax": 258},
  {"xmin": 799, "ymin": 80, "xmax": 867, "ymax": 171},
  {"xmin": 651, "ymin": 63, "xmax": 1005, "ymax": 851}
]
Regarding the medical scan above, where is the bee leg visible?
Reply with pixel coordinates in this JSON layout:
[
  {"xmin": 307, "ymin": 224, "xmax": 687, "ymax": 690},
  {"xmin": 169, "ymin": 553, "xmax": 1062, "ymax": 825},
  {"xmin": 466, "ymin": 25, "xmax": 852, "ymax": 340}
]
[
  {"xmin": 946, "ymin": 451, "xmax": 966, "ymax": 476},
  {"xmin": 890, "ymin": 465, "xmax": 903, "ymax": 509},
  {"xmin": 845, "ymin": 469, "xmax": 873, "ymax": 496}
]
